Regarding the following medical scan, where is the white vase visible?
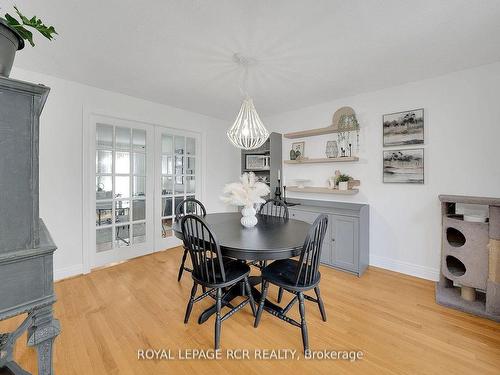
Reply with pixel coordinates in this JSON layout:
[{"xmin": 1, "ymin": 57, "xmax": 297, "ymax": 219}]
[
  {"xmin": 339, "ymin": 181, "xmax": 348, "ymax": 191},
  {"xmin": 241, "ymin": 206, "xmax": 258, "ymax": 228}
]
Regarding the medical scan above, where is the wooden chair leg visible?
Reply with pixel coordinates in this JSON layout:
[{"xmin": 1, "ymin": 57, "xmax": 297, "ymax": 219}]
[
  {"xmin": 277, "ymin": 287, "xmax": 283, "ymax": 303},
  {"xmin": 244, "ymin": 277, "xmax": 256, "ymax": 316},
  {"xmin": 215, "ymin": 288, "xmax": 222, "ymax": 350},
  {"xmin": 314, "ymin": 286, "xmax": 327, "ymax": 322},
  {"xmin": 254, "ymin": 281, "xmax": 269, "ymax": 328},
  {"xmin": 298, "ymin": 292, "xmax": 309, "ymax": 353},
  {"xmin": 177, "ymin": 247, "xmax": 189, "ymax": 282},
  {"xmin": 184, "ymin": 283, "xmax": 198, "ymax": 324}
]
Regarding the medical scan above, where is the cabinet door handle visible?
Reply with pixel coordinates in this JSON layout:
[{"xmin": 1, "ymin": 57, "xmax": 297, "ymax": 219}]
[{"xmin": 331, "ymin": 238, "xmax": 335, "ymax": 242}]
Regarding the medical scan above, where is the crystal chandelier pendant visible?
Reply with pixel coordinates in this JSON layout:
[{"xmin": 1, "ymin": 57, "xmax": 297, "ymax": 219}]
[{"xmin": 227, "ymin": 97, "xmax": 269, "ymax": 150}]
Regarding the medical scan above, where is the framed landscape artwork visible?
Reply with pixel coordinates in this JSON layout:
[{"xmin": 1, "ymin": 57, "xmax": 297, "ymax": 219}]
[
  {"xmin": 383, "ymin": 148, "xmax": 424, "ymax": 184},
  {"xmin": 383, "ymin": 108, "xmax": 424, "ymax": 146}
]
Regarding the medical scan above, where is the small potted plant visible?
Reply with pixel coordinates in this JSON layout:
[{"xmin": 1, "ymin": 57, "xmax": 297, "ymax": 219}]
[
  {"xmin": 0, "ymin": 6, "xmax": 57, "ymax": 77},
  {"xmin": 336, "ymin": 173, "xmax": 352, "ymax": 191}
]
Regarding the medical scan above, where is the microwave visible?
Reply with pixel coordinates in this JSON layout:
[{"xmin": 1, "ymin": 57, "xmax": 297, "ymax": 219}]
[{"xmin": 245, "ymin": 154, "xmax": 270, "ymax": 170}]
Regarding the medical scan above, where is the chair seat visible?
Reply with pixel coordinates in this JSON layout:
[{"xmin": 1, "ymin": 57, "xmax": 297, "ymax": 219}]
[
  {"xmin": 192, "ymin": 258, "xmax": 251, "ymax": 287},
  {"xmin": 262, "ymin": 259, "xmax": 320, "ymax": 290}
]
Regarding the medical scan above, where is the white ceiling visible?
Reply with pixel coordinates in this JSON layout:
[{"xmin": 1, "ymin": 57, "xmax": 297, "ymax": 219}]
[{"xmin": 11, "ymin": 0, "xmax": 500, "ymax": 120}]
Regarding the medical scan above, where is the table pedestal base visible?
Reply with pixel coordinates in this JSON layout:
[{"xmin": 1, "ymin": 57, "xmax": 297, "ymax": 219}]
[{"xmin": 198, "ymin": 276, "xmax": 282, "ymax": 324}]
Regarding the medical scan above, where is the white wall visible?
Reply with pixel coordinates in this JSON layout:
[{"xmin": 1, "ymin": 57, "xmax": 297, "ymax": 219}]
[
  {"xmin": 9, "ymin": 61, "xmax": 500, "ymax": 282},
  {"xmin": 10, "ymin": 67, "xmax": 240, "ymax": 280},
  {"xmin": 264, "ymin": 62, "xmax": 500, "ymax": 281}
]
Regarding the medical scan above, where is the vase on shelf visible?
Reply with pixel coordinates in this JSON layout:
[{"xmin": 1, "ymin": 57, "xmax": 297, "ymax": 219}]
[
  {"xmin": 241, "ymin": 206, "xmax": 258, "ymax": 228},
  {"xmin": 328, "ymin": 177, "xmax": 336, "ymax": 190}
]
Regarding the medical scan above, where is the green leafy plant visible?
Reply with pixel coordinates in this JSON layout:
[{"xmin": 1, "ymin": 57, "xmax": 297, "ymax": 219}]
[
  {"xmin": 2, "ymin": 6, "xmax": 57, "ymax": 47},
  {"xmin": 336, "ymin": 173, "xmax": 352, "ymax": 184}
]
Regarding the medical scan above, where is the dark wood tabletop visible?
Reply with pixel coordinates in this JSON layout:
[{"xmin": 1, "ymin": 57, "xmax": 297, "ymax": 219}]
[{"xmin": 172, "ymin": 212, "xmax": 310, "ymax": 261}]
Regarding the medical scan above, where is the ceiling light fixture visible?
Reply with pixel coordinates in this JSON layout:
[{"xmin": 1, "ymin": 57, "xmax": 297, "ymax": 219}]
[{"xmin": 226, "ymin": 53, "xmax": 269, "ymax": 150}]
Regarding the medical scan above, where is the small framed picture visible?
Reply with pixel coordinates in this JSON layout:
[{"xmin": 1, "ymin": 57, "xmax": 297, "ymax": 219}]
[
  {"xmin": 292, "ymin": 141, "xmax": 305, "ymax": 156},
  {"xmin": 245, "ymin": 154, "xmax": 270, "ymax": 170},
  {"xmin": 383, "ymin": 108, "xmax": 424, "ymax": 147},
  {"xmin": 383, "ymin": 148, "xmax": 424, "ymax": 184}
]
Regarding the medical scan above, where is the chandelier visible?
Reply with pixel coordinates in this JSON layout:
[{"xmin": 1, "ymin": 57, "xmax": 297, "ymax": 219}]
[{"xmin": 226, "ymin": 53, "xmax": 269, "ymax": 150}]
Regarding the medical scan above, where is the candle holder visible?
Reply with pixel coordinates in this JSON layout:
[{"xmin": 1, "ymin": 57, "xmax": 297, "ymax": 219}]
[{"xmin": 274, "ymin": 178, "xmax": 282, "ymax": 200}]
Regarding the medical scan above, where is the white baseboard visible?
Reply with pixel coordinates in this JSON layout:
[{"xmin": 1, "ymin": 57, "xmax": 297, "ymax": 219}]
[
  {"xmin": 53, "ymin": 257, "xmax": 439, "ymax": 282},
  {"xmin": 54, "ymin": 264, "xmax": 84, "ymax": 281},
  {"xmin": 370, "ymin": 255, "xmax": 439, "ymax": 281}
]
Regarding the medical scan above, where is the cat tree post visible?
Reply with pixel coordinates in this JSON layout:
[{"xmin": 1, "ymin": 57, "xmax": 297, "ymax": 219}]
[{"xmin": 461, "ymin": 286, "xmax": 475, "ymax": 301}]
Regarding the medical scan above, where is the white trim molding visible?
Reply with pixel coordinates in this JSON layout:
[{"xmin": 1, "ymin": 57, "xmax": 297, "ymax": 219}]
[
  {"xmin": 370, "ymin": 255, "xmax": 439, "ymax": 281},
  {"xmin": 54, "ymin": 264, "xmax": 84, "ymax": 281}
]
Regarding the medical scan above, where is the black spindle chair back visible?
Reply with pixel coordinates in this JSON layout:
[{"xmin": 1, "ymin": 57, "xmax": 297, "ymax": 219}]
[
  {"xmin": 294, "ymin": 214, "xmax": 328, "ymax": 287},
  {"xmin": 175, "ymin": 198, "xmax": 207, "ymax": 282},
  {"xmin": 175, "ymin": 197, "xmax": 206, "ymax": 221},
  {"xmin": 254, "ymin": 214, "xmax": 329, "ymax": 353},
  {"xmin": 181, "ymin": 214, "xmax": 226, "ymax": 285},
  {"xmin": 254, "ymin": 198, "xmax": 289, "ymax": 269},
  {"xmin": 181, "ymin": 216, "xmax": 256, "ymax": 350},
  {"xmin": 258, "ymin": 198, "xmax": 289, "ymax": 219}
]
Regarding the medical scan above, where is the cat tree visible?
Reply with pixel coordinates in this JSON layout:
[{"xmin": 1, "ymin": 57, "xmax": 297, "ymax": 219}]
[{"xmin": 436, "ymin": 195, "xmax": 500, "ymax": 322}]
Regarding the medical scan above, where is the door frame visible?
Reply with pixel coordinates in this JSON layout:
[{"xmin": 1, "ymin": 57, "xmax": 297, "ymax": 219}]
[{"xmin": 82, "ymin": 111, "xmax": 204, "ymax": 273}]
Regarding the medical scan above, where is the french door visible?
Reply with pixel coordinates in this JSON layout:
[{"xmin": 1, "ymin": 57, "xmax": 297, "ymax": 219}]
[
  {"xmin": 89, "ymin": 115, "xmax": 200, "ymax": 269},
  {"xmin": 154, "ymin": 127, "xmax": 201, "ymax": 250}
]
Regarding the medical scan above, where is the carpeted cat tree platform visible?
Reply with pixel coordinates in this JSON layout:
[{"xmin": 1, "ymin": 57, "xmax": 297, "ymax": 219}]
[{"xmin": 436, "ymin": 195, "xmax": 500, "ymax": 322}]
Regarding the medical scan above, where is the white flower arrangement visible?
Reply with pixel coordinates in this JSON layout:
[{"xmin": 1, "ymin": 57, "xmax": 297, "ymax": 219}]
[{"xmin": 221, "ymin": 172, "xmax": 270, "ymax": 208}]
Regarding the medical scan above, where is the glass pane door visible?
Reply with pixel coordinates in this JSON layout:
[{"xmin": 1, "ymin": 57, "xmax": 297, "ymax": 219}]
[
  {"xmin": 155, "ymin": 129, "xmax": 200, "ymax": 250},
  {"xmin": 92, "ymin": 118, "xmax": 154, "ymax": 268}
]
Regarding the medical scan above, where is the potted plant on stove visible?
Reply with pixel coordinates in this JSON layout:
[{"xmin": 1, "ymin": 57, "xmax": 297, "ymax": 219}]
[{"xmin": 0, "ymin": 6, "xmax": 57, "ymax": 77}]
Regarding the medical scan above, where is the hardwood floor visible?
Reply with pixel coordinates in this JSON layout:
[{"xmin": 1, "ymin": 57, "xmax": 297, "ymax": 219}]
[{"xmin": 1, "ymin": 246, "xmax": 499, "ymax": 374}]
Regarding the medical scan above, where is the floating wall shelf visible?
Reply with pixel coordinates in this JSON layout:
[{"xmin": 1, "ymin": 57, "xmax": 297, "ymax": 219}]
[
  {"xmin": 284, "ymin": 156, "xmax": 359, "ymax": 164},
  {"xmin": 284, "ymin": 125, "xmax": 358, "ymax": 139},
  {"xmin": 287, "ymin": 186, "xmax": 359, "ymax": 195}
]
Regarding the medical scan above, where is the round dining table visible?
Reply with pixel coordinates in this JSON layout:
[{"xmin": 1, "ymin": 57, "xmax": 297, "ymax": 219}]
[{"xmin": 173, "ymin": 212, "xmax": 311, "ymax": 324}]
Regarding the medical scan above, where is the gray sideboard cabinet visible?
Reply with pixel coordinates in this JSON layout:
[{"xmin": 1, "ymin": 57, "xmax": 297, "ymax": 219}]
[
  {"xmin": 287, "ymin": 198, "xmax": 369, "ymax": 276},
  {"xmin": 0, "ymin": 77, "xmax": 60, "ymax": 375}
]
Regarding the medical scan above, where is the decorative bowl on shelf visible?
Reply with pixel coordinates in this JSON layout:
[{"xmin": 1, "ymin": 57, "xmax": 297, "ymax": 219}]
[{"xmin": 294, "ymin": 179, "xmax": 311, "ymax": 189}]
